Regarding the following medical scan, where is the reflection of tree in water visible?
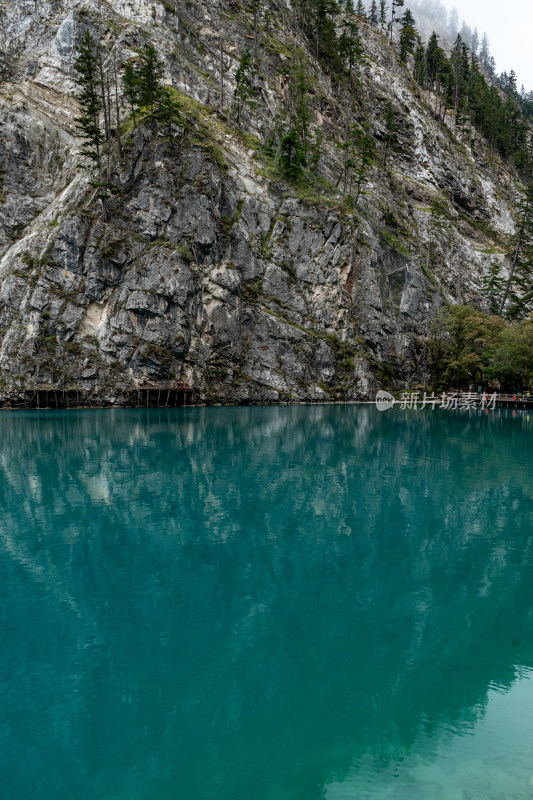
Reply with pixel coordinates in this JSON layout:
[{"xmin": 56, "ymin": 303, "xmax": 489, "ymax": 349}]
[{"xmin": 0, "ymin": 407, "xmax": 533, "ymax": 800}]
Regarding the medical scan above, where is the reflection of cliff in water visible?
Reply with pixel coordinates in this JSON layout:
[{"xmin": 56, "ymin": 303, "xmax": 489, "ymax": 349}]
[{"xmin": 0, "ymin": 407, "xmax": 533, "ymax": 800}]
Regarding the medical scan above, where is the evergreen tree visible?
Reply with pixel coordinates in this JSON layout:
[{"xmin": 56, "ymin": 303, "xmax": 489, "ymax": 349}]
[
  {"xmin": 287, "ymin": 48, "xmax": 313, "ymax": 158},
  {"xmin": 249, "ymin": 0, "xmax": 261, "ymax": 63},
  {"xmin": 454, "ymin": 46, "xmax": 470, "ymax": 136},
  {"xmin": 369, "ymin": 0, "xmax": 378, "ymax": 26},
  {"xmin": 389, "ymin": 0, "xmax": 404, "ymax": 43},
  {"xmin": 122, "ymin": 43, "xmax": 180, "ymax": 132},
  {"xmin": 337, "ymin": 122, "xmax": 356, "ymax": 194},
  {"xmin": 355, "ymin": 0, "xmax": 366, "ymax": 18},
  {"xmin": 398, "ymin": 9, "xmax": 417, "ymax": 62},
  {"xmin": 234, "ymin": 48, "xmax": 256, "ymax": 126},
  {"xmin": 478, "ymin": 33, "xmax": 491, "ymax": 73},
  {"xmin": 459, "ymin": 21, "xmax": 472, "ymax": 49},
  {"xmin": 470, "ymin": 27, "xmax": 479, "ymax": 55},
  {"xmin": 440, "ymin": 58, "xmax": 456, "ymax": 124},
  {"xmin": 499, "ymin": 184, "xmax": 533, "ymax": 316},
  {"xmin": 352, "ymin": 120, "xmax": 376, "ymax": 203},
  {"xmin": 111, "ymin": 44, "xmax": 123, "ymax": 161},
  {"xmin": 425, "ymin": 32, "xmax": 443, "ymax": 92},
  {"xmin": 450, "ymin": 35, "xmax": 469, "ymax": 120},
  {"xmin": 507, "ymin": 70, "xmax": 518, "ymax": 97},
  {"xmin": 379, "ymin": 0, "xmax": 388, "ymax": 32},
  {"xmin": 280, "ymin": 128, "xmax": 306, "ymax": 181},
  {"xmin": 447, "ymin": 6, "xmax": 459, "ymax": 40},
  {"xmin": 482, "ymin": 261, "xmax": 505, "ymax": 315},
  {"xmin": 413, "ymin": 42, "xmax": 426, "ymax": 85},
  {"xmin": 137, "ymin": 44, "xmax": 165, "ymax": 123},
  {"xmin": 339, "ymin": 15, "xmax": 363, "ymax": 76},
  {"xmin": 337, "ymin": 121, "xmax": 369, "ymax": 197},
  {"xmin": 123, "ymin": 60, "xmax": 139, "ymax": 126},
  {"xmin": 309, "ymin": 127, "xmax": 323, "ymax": 173},
  {"xmin": 73, "ymin": 31, "xmax": 104, "ymax": 182},
  {"xmin": 97, "ymin": 48, "xmax": 112, "ymax": 181},
  {"xmin": 383, "ymin": 102, "xmax": 399, "ymax": 165},
  {"xmin": 307, "ymin": 0, "xmax": 340, "ymax": 65}
]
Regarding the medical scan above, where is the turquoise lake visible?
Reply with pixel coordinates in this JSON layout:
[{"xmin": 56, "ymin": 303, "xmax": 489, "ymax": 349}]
[{"xmin": 1, "ymin": 405, "xmax": 533, "ymax": 799}]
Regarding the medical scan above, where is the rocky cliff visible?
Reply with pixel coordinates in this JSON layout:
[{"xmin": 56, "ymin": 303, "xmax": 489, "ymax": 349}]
[{"xmin": 0, "ymin": 0, "xmax": 521, "ymax": 406}]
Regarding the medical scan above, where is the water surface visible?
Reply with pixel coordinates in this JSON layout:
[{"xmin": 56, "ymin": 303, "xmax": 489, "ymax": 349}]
[{"xmin": 1, "ymin": 406, "xmax": 533, "ymax": 799}]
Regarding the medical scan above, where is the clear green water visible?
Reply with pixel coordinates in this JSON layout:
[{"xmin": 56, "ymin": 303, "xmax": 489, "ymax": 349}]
[{"xmin": 1, "ymin": 406, "xmax": 533, "ymax": 800}]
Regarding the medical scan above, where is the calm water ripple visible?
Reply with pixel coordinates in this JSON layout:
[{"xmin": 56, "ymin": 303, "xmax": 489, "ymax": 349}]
[{"xmin": 0, "ymin": 406, "xmax": 533, "ymax": 799}]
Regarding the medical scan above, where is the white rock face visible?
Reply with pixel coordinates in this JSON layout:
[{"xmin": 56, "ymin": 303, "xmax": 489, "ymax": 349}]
[{"xmin": 54, "ymin": 12, "xmax": 75, "ymax": 58}]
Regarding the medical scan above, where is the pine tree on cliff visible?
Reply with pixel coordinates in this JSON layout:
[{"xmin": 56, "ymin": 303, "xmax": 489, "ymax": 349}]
[
  {"xmin": 122, "ymin": 60, "xmax": 139, "ymax": 126},
  {"xmin": 122, "ymin": 44, "xmax": 180, "ymax": 131},
  {"xmin": 308, "ymin": 0, "xmax": 339, "ymax": 65},
  {"xmin": 390, "ymin": 0, "xmax": 404, "ymax": 43},
  {"xmin": 379, "ymin": 0, "xmax": 388, "ymax": 31},
  {"xmin": 383, "ymin": 102, "xmax": 399, "ymax": 165},
  {"xmin": 339, "ymin": 14, "xmax": 363, "ymax": 76},
  {"xmin": 414, "ymin": 42, "xmax": 426, "ymax": 85},
  {"xmin": 280, "ymin": 128, "xmax": 306, "ymax": 181},
  {"xmin": 478, "ymin": 33, "xmax": 491, "ymax": 74},
  {"xmin": 471, "ymin": 27, "xmax": 479, "ymax": 55},
  {"xmin": 137, "ymin": 44, "xmax": 165, "ymax": 124},
  {"xmin": 250, "ymin": 0, "xmax": 261, "ymax": 63},
  {"xmin": 234, "ymin": 48, "xmax": 256, "ymax": 126},
  {"xmin": 499, "ymin": 184, "xmax": 533, "ymax": 316},
  {"xmin": 447, "ymin": 6, "xmax": 459, "ymax": 40},
  {"xmin": 369, "ymin": 0, "xmax": 378, "ymax": 26},
  {"xmin": 440, "ymin": 58, "xmax": 456, "ymax": 124},
  {"xmin": 73, "ymin": 31, "xmax": 104, "ymax": 182},
  {"xmin": 482, "ymin": 262, "xmax": 505, "ymax": 315},
  {"xmin": 398, "ymin": 8, "xmax": 417, "ymax": 62},
  {"xmin": 338, "ymin": 119, "xmax": 376, "ymax": 203},
  {"xmin": 425, "ymin": 32, "xmax": 441, "ymax": 92},
  {"xmin": 355, "ymin": 0, "xmax": 366, "ymax": 18},
  {"xmin": 279, "ymin": 48, "xmax": 313, "ymax": 182},
  {"xmin": 450, "ymin": 35, "xmax": 469, "ymax": 118},
  {"xmin": 290, "ymin": 49, "xmax": 313, "ymax": 157}
]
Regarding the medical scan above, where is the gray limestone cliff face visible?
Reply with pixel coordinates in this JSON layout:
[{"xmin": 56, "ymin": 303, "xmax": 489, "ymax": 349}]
[{"xmin": 0, "ymin": 0, "xmax": 520, "ymax": 405}]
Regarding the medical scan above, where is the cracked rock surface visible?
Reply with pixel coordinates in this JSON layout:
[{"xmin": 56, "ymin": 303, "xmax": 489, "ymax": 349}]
[{"xmin": 0, "ymin": 0, "xmax": 520, "ymax": 404}]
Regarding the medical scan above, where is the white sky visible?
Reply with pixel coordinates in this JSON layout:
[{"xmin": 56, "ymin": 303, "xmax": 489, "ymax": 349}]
[{"xmin": 450, "ymin": 0, "xmax": 533, "ymax": 91}]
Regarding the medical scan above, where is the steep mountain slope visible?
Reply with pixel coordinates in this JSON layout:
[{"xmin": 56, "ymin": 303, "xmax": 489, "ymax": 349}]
[{"xmin": 0, "ymin": 0, "xmax": 521, "ymax": 406}]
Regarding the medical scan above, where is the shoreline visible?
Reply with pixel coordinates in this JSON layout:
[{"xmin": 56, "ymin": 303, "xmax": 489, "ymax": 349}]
[{"xmin": 1, "ymin": 398, "xmax": 533, "ymax": 412}]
